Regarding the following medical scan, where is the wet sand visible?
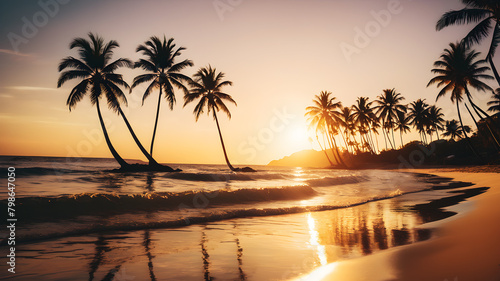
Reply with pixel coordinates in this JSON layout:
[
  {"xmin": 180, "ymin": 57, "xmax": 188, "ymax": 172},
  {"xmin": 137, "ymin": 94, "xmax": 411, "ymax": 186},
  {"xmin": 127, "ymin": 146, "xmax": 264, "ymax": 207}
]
[{"xmin": 300, "ymin": 170, "xmax": 500, "ymax": 281}]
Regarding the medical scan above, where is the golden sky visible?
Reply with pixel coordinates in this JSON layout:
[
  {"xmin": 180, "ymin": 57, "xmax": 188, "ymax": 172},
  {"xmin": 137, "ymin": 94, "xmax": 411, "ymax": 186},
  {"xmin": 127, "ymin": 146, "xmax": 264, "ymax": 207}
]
[{"xmin": 0, "ymin": 0, "xmax": 497, "ymax": 165}]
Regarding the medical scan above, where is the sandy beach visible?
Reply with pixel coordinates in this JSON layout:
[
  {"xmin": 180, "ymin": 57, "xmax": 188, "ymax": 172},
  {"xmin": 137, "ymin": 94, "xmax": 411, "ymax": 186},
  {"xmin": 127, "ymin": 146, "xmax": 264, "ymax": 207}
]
[{"xmin": 299, "ymin": 169, "xmax": 500, "ymax": 281}]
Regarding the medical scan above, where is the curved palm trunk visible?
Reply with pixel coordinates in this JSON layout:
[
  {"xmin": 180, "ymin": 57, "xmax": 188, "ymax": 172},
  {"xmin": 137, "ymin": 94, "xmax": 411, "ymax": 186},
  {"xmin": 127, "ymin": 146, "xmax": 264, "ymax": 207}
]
[
  {"xmin": 464, "ymin": 87, "xmax": 500, "ymax": 149},
  {"xmin": 328, "ymin": 128, "xmax": 347, "ymax": 168},
  {"xmin": 214, "ymin": 111, "xmax": 236, "ymax": 171},
  {"xmin": 325, "ymin": 131, "xmax": 340, "ymax": 164},
  {"xmin": 117, "ymin": 106, "xmax": 159, "ymax": 165},
  {"xmin": 96, "ymin": 99, "xmax": 129, "ymax": 168},
  {"xmin": 488, "ymin": 56, "xmax": 500, "ymax": 87},
  {"xmin": 340, "ymin": 130, "xmax": 350, "ymax": 154},
  {"xmin": 150, "ymin": 84, "xmax": 163, "ymax": 157},
  {"xmin": 316, "ymin": 135, "xmax": 334, "ymax": 166},
  {"xmin": 332, "ymin": 136, "xmax": 348, "ymax": 168},
  {"xmin": 456, "ymin": 102, "xmax": 481, "ymax": 159}
]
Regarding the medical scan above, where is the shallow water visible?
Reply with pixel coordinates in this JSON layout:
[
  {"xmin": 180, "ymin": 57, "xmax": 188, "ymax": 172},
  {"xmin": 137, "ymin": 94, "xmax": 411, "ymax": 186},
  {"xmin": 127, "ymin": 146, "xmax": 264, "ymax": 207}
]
[
  {"xmin": 0, "ymin": 156, "xmax": 488, "ymax": 280},
  {"xmin": 0, "ymin": 156, "xmax": 428, "ymax": 242}
]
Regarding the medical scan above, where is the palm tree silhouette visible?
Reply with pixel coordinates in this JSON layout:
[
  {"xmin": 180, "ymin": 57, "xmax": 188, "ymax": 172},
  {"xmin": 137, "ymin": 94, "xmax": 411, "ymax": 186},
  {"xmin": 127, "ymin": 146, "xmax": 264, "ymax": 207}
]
[
  {"xmin": 395, "ymin": 111, "xmax": 411, "ymax": 148},
  {"xmin": 428, "ymin": 105, "xmax": 445, "ymax": 141},
  {"xmin": 305, "ymin": 91, "xmax": 346, "ymax": 167},
  {"xmin": 184, "ymin": 66, "xmax": 238, "ymax": 171},
  {"xmin": 338, "ymin": 106, "xmax": 355, "ymax": 153},
  {"xmin": 436, "ymin": 0, "xmax": 500, "ymax": 85},
  {"xmin": 428, "ymin": 42, "xmax": 499, "ymax": 153},
  {"xmin": 58, "ymin": 33, "xmax": 158, "ymax": 168},
  {"xmin": 373, "ymin": 89, "xmax": 406, "ymax": 150},
  {"xmin": 132, "ymin": 36, "xmax": 193, "ymax": 160},
  {"xmin": 352, "ymin": 97, "xmax": 376, "ymax": 153},
  {"xmin": 488, "ymin": 88, "xmax": 500, "ymax": 113},
  {"xmin": 408, "ymin": 99, "xmax": 430, "ymax": 144},
  {"xmin": 443, "ymin": 119, "xmax": 470, "ymax": 141}
]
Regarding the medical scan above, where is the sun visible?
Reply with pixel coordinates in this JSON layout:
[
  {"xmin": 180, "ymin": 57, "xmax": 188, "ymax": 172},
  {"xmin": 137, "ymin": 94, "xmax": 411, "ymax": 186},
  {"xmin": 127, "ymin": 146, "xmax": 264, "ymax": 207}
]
[{"xmin": 283, "ymin": 122, "xmax": 312, "ymax": 152}]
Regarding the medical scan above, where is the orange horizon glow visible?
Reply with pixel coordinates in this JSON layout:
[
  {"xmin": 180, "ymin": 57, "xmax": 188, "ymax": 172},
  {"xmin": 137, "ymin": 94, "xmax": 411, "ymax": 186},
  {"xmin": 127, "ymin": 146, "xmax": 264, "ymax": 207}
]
[{"xmin": 0, "ymin": 0, "xmax": 498, "ymax": 165}]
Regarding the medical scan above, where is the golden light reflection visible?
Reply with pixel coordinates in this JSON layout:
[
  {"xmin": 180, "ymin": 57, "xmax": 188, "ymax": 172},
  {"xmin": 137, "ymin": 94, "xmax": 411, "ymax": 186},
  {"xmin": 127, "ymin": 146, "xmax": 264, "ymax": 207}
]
[
  {"xmin": 294, "ymin": 167, "xmax": 304, "ymax": 179},
  {"xmin": 294, "ymin": 262, "xmax": 338, "ymax": 281},
  {"xmin": 307, "ymin": 213, "xmax": 327, "ymax": 266}
]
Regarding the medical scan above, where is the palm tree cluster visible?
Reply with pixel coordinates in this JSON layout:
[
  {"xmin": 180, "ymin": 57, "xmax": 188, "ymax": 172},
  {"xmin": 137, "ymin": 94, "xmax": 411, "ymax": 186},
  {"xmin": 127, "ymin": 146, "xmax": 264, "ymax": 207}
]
[
  {"xmin": 305, "ymin": 89, "xmax": 450, "ymax": 167},
  {"xmin": 58, "ymin": 33, "xmax": 242, "ymax": 171},
  {"xmin": 435, "ymin": 0, "xmax": 500, "ymax": 156}
]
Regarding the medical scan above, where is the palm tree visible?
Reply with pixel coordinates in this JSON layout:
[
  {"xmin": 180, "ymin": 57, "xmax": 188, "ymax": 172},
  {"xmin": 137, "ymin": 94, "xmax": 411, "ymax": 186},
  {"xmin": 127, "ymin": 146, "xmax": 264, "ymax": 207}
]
[
  {"xmin": 184, "ymin": 66, "xmax": 238, "ymax": 171},
  {"xmin": 132, "ymin": 36, "xmax": 193, "ymax": 159},
  {"xmin": 436, "ymin": 0, "xmax": 500, "ymax": 85},
  {"xmin": 443, "ymin": 119, "xmax": 471, "ymax": 141},
  {"xmin": 373, "ymin": 89, "xmax": 406, "ymax": 150},
  {"xmin": 338, "ymin": 106, "xmax": 355, "ymax": 153},
  {"xmin": 408, "ymin": 99, "xmax": 430, "ymax": 143},
  {"xmin": 305, "ymin": 91, "xmax": 346, "ymax": 167},
  {"xmin": 488, "ymin": 88, "xmax": 500, "ymax": 113},
  {"xmin": 352, "ymin": 97, "xmax": 376, "ymax": 153},
  {"xmin": 58, "ymin": 33, "xmax": 158, "ymax": 168},
  {"xmin": 427, "ymin": 105, "xmax": 446, "ymax": 141},
  {"xmin": 428, "ymin": 42, "xmax": 499, "ymax": 152},
  {"xmin": 395, "ymin": 111, "xmax": 411, "ymax": 148}
]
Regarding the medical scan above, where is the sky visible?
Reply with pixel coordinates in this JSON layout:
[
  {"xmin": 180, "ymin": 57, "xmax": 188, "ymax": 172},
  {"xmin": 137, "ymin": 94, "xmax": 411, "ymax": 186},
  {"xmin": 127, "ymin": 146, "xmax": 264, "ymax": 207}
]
[{"xmin": 0, "ymin": 0, "xmax": 498, "ymax": 165}]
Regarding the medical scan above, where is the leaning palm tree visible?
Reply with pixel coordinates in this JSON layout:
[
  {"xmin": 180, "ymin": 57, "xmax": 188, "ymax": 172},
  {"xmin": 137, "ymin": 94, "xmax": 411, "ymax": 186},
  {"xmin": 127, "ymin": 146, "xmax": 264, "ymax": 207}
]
[
  {"xmin": 58, "ymin": 33, "xmax": 159, "ymax": 168},
  {"xmin": 428, "ymin": 42, "xmax": 499, "ymax": 151},
  {"xmin": 373, "ymin": 89, "xmax": 406, "ymax": 150},
  {"xmin": 488, "ymin": 88, "xmax": 500, "ymax": 113},
  {"xmin": 184, "ymin": 66, "xmax": 238, "ymax": 171},
  {"xmin": 436, "ymin": 0, "xmax": 500, "ymax": 85},
  {"xmin": 132, "ymin": 36, "xmax": 193, "ymax": 159}
]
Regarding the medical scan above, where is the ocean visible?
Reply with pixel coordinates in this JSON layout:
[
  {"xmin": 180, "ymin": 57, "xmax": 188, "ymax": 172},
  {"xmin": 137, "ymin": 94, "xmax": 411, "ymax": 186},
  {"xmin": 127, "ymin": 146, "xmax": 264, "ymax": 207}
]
[{"xmin": 0, "ymin": 156, "xmax": 485, "ymax": 280}]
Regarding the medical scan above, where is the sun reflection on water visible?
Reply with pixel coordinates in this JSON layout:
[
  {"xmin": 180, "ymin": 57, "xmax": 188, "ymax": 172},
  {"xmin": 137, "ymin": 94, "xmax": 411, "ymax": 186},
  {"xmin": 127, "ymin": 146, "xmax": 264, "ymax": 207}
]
[{"xmin": 307, "ymin": 213, "xmax": 328, "ymax": 266}]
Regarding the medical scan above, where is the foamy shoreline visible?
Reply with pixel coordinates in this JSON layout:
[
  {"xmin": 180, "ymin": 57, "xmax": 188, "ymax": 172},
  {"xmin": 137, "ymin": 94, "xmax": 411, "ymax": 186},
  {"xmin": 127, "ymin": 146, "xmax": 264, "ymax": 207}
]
[{"xmin": 298, "ymin": 169, "xmax": 500, "ymax": 281}]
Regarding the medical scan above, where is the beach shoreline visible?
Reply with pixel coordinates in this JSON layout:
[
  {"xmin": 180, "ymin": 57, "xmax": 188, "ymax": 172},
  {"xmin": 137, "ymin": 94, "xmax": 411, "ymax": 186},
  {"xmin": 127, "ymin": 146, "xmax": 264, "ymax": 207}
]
[{"xmin": 299, "ymin": 168, "xmax": 500, "ymax": 281}]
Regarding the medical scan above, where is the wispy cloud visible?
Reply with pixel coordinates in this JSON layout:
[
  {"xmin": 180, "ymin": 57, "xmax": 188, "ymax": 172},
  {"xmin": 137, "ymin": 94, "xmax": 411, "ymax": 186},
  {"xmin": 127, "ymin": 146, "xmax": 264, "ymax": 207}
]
[
  {"xmin": 0, "ymin": 49, "xmax": 33, "ymax": 58},
  {"xmin": 0, "ymin": 94, "xmax": 13, "ymax": 98},
  {"xmin": 6, "ymin": 86, "xmax": 59, "ymax": 91}
]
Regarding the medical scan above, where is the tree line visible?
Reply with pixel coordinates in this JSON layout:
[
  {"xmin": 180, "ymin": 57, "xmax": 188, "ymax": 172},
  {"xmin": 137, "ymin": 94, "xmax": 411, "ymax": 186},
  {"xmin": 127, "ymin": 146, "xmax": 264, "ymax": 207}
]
[{"xmin": 306, "ymin": 0, "xmax": 500, "ymax": 167}]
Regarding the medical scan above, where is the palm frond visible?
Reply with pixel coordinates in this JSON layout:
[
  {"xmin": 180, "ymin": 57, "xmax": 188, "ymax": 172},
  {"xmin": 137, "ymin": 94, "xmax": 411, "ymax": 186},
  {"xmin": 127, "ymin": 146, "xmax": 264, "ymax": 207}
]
[
  {"xmin": 57, "ymin": 70, "xmax": 90, "ymax": 87},
  {"xmin": 66, "ymin": 79, "xmax": 90, "ymax": 111},
  {"xmin": 436, "ymin": 8, "xmax": 490, "ymax": 30}
]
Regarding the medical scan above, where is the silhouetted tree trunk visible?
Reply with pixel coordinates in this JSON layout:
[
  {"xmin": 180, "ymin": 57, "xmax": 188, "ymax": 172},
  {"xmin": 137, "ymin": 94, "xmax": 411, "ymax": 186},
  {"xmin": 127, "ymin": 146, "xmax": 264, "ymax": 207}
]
[
  {"xmin": 150, "ymin": 84, "xmax": 163, "ymax": 157},
  {"xmin": 464, "ymin": 87, "xmax": 500, "ymax": 149},
  {"xmin": 316, "ymin": 135, "xmax": 334, "ymax": 166},
  {"xmin": 214, "ymin": 111, "xmax": 236, "ymax": 171},
  {"xmin": 488, "ymin": 56, "xmax": 500, "ymax": 87},
  {"xmin": 457, "ymin": 102, "xmax": 481, "ymax": 159},
  {"xmin": 117, "ymin": 106, "xmax": 159, "ymax": 165},
  {"xmin": 96, "ymin": 99, "xmax": 129, "ymax": 168}
]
